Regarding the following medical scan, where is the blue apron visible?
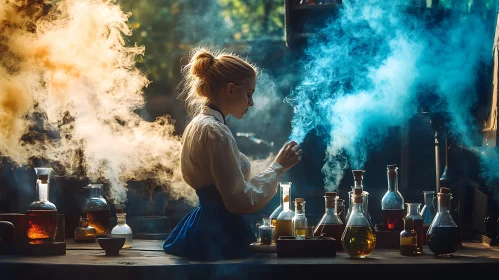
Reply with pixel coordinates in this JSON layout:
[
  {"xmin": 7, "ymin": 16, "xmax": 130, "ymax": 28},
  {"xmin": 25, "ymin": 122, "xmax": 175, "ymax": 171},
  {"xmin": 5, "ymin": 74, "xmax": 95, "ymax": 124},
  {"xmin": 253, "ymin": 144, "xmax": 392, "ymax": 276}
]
[{"xmin": 163, "ymin": 185, "xmax": 256, "ymax": 261}]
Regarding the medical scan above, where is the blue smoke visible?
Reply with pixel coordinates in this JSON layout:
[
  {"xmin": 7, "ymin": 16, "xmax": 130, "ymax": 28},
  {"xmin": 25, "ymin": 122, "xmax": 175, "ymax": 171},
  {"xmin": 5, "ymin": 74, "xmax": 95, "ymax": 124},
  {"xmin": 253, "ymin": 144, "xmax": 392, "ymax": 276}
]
[{"xmin": 285, "ymin": 0, "xmax": 492, "ymax": 190}]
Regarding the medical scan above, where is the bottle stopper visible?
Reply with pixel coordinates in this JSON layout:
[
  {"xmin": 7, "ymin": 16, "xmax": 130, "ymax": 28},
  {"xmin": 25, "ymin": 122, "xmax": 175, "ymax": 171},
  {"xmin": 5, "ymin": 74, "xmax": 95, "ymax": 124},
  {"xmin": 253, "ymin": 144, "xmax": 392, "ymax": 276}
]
[
  {"xmin": 440, "ymin": 187, "xmax": 451, "ymax": 194},
  {"xmin": 352, "ymin": 170, "xmax": 365, "ymax": 180},
  {"xmin": 116, "ymin": 207, "xmax": 124, "ymax": 214},
  {"xmin": 324, "ymin": 192, "xmax": 337, "ymax": 198},
  {"xmin": 353, "ymin": 187, "xmax": 363, "ymax": 195}
]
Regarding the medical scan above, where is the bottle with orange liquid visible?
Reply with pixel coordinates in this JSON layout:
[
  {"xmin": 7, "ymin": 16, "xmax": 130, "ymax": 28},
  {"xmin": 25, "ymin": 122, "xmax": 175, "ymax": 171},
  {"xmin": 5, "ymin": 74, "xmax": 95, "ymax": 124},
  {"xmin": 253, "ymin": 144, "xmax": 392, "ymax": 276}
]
[{"xmin": 83, "ymin": 184, "xmax": 110, "ymax": 237}]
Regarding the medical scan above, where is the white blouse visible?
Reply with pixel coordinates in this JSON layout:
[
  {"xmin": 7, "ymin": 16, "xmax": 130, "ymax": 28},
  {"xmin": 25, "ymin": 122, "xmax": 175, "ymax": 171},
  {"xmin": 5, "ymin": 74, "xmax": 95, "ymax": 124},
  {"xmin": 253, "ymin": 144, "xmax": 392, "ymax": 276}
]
[{"xmin": 180, "ymin": 106, "xmax": 284, "ymax": 215}]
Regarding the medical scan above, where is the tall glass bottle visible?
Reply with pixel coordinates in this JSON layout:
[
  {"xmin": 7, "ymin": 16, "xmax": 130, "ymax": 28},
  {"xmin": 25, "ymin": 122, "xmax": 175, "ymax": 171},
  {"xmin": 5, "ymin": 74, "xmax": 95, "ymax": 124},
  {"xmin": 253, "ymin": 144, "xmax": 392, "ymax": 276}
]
[
  {"xmin": 274, "ymin": 183, "xmax": 294, "ymax": 240},
  {"xmin": 313, "ymin": 192, "xmax": 344, "ymax": 250},
  {"xmin": 381, "ymin": 164, "xmax": 405, "ymax": 231},
  {"xmin": 270, "ymin": 182, "xmax": 289, "ymax": 227},
  {"xmin": 427, "ymin": 187, "xmax": 462, "ymax": 257},
  {"xmin": 83, "ymin": 184, "xmax": 110, "ymax": 237},
  {"xmin": 346, "ymin": 170, "xmax": 373, "ymax": 228},
  {"xmin": 292, "ymin": 198, "xmax": 307, "ymax": 239},
  {"xmin": 27, "ymin": 167, "xmax": 58, "ymax": 243},
  {"xmin": 405, "ymin": 203, "xmax": 423, "ymax": 254},
  {"xmin": 110, "ymin": 208, "xmax": 133, "ymax": 248},
  {"xmin": 341, "ymin": 191, "xmax": 376, "ymax": 258},
  {"xmin": 74, "ymin": 211, "xmax": 96, "ymax": 243},
  {"xmin": 420, "ymin": 191, "xmax": 437, "ymax": 244},
  {"xmin": 400, "ymin": 217, "xmax": 417, "ymax": 256}
]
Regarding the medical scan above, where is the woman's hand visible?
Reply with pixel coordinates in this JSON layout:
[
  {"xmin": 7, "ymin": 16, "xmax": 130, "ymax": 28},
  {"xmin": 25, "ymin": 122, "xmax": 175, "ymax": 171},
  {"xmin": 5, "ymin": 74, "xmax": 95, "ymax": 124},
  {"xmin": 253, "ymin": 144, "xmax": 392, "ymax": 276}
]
[{"xmin": 274, "ymin": 140, "xmax": 303, "ymax": 171}]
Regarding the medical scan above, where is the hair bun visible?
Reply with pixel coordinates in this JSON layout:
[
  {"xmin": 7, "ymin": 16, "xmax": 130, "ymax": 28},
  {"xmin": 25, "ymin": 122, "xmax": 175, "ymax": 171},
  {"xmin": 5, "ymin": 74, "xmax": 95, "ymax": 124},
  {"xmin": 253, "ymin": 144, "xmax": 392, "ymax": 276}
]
[{"xmin": 191, "ymin": 51, "xmax": 215, "ymax": 79}]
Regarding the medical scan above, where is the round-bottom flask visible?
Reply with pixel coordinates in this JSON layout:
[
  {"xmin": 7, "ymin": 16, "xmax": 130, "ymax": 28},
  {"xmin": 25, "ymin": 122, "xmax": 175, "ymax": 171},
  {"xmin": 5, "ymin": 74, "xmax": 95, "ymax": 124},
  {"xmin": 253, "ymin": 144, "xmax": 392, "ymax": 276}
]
[{"xmin": 110, "ymin": 208, "xmax": 133, "ymax": 248}]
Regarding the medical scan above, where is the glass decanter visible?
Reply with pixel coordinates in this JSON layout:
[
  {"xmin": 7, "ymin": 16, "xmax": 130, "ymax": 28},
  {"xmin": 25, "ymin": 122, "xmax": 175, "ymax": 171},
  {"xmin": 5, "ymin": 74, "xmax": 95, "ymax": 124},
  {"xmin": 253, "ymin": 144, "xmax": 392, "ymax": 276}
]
[
  {"xmin": 400, "ymin": 217, "xmax": 417, "ymax": 256},
  {"xmin": 313, "ymin": 192, "xmax": 344, "ymax": 250},
  {"xmin": 74, "ymin": 211, "xmax": 96, "ymax": 243},
  {"xmin": 405, "ymin": 203, "xmax": 423, "ymax": 254},
  {"xmin": 420, "ymin": 190, "xmax": 437, "ymax": 243},
  {"xmin": 341, "ymin": 191, "xmax": 376, "ymax": 258},
  {"xmin": 273, "ymin": 182, "xmax": 294, "ymax": 241},
  {"xmin": 427, "ymin": 187, "xmax": 462, "ymax": 257},
  {"xmin": 270, "ymin": 182, "xmax": 288, "ymax": 227},
  {"xmin": 27, "ymin": 167, "xmax": 58, "ymax": 243},
  {"xmin": 110, "ymin": 207, "xmax": 133, "ymax": 248},
  {"xmin": 381, "ymin": 164, "xmax": 405, "ymax": 231},
  {"xmin": 83, "ymin": 183, "xmax": 110, "ymax": 237},
  {"xmin": 292, "ymin": 198, "xmax": 307, "ymax": 239},
  {"xmin": 258, "ymin": 218, "xmax": 275, "ymax": 245}
]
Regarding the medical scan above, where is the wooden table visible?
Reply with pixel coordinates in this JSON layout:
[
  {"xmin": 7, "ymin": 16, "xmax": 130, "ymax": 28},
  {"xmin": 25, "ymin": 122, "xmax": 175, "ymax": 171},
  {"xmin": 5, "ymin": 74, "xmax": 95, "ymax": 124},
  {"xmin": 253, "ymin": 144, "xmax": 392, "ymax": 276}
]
[{"xmin": 0, "ymin": 240, "xmax": 498, "ymax": 280}]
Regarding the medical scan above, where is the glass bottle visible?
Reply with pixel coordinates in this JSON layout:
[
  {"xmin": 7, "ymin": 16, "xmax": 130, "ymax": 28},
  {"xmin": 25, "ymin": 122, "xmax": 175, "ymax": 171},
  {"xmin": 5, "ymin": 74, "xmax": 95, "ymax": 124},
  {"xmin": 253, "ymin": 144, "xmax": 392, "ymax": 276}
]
[
  {"xmin": 405, "ymin": 203, "xmax": 423, "ymax": 254},
  {"xmin": 420, "ymin": 191, "xmax": 437, "ymax": 244},
  {"xmin": 259, "ymin": 218, "xmax": 275, "ymax": 245},
  {"xmin": 27, "ymin": 167, "xmax": 58, "ymax": 243},
  {"xmin": 274, "ymin": 182, "xmax": 294, "ymax": 240},
  {"xmin": 110, "ymin": 207, "xmax": 133, "ymax": 248},
  {"xmin": 74, "ymin": 211, "xmax": 96, "ymax": 243},
  {"xmin": 313, "ymin": 192, "xmax": 344, "ymax": 250},
  {"xmin": 83, "ymin": 184, "xmax": 110, "ymax": 237},
  {"xmin": 427, "ymin": 187, "xmax": 462, "ymax": 257},
  {"xmin": 270, "ymin": 182, "xmax": 288, "ymax": 227},
  {"xmin": 292, "ymin": 198, "xmax": 307, "ymax": 239},
  {"xmin": 341, "ymin": 191, "xmax": 376, "ymax": 258},
  {"xmin": 400, "ymin": 217, "xmax": 417, "ymax": 256},
  {"xmin": 336, "ymin": 198, "xmax": 345, "ymax": 224},
  {"xmin": 381, "ymin": 164, "xmax": 405, "ymax": 231},
  {"xmin": 346, "ymin": 170, "xmax": 374, "ymax": 228}
]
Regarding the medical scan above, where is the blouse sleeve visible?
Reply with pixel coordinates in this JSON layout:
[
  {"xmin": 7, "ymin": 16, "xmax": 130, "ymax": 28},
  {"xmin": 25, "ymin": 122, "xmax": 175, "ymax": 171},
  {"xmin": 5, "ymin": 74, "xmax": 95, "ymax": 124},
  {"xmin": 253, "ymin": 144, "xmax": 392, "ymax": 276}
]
[{"xmin": 202, "ymin": 122, "xmax": 284, "ymax": 215}]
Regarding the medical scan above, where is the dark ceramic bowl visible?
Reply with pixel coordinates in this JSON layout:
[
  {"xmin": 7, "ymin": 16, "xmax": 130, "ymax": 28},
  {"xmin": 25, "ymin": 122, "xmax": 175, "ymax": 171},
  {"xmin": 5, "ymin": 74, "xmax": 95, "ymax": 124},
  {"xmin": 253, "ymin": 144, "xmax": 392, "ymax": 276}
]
[{"xmin": 97, "ymin": 237, "xmax": 126, "ymax": 256}]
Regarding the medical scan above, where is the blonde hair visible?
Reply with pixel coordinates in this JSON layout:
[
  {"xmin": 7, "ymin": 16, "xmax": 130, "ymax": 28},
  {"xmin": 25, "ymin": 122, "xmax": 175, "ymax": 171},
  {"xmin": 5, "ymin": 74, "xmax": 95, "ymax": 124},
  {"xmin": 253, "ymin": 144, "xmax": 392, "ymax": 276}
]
[{"xmin": 179, "ymin": 46, "xmax": 257, "ymax": 116}]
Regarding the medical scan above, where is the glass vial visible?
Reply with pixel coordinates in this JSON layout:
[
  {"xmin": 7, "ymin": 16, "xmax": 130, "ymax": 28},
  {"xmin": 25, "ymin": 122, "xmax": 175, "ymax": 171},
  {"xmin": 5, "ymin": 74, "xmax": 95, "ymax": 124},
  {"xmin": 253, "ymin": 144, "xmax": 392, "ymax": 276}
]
[
  {"xmin": 292, "ymin": 198, "xmax": 307, "ymax": 239},
  {"xmin": 313, "ymin": 192, "xmax": 344, "ymax": 250},
  {"xmin": 400, "ymin": 217, "xmax": 417, "ymax": 256},
  {"xmin": 110, "ymin": 208, "xmax": 133, "ymax": 248},
  {"xmin": 83, "ymin": 184, "xmax": 110, "ymax": 237},
  {"xmin": 420, "ymin": 191, "xmax": 437, "ymax": 244},
  {"xmin": 270, "ymin": 182, "xmax": 288, "ymax": 227},
  {"xmin": 27, "ymin": 167, "xmax": 58, "ymax": 243},
  {"xmin": 74, "ymin": 211, "xmax": 96, "ymax": 243},
  {"xmin": 427, "ymin": 187, "xmax": 462, "ymax": 257},
  {"xmin": 341, "ymin": 191, "xmax": 376, "ymax": 258},
  {"xmin": 274, "ymin": 182, "xmax": 294, "ymax": 241},
  {"xmin": 259, "ymin": 218, "xmax": 275, "ymax": 245},
  {"xmin": 381, "ymin": 164, "xmax": 405, "ymax": 231}
]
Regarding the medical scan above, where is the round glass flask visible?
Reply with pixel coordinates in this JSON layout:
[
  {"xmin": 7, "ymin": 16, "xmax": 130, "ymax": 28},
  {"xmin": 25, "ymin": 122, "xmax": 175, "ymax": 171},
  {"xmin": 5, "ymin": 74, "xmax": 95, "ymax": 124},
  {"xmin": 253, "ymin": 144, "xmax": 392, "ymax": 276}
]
[
  {"xmin": 83, "ymin": 184, "xmax": 110, "ymax": 237},
  {"xmin": 110, "ymin": 208, "xmax": 133, "ymax": 248},
  {"xmin": 27, "ymin": 167, "xmax": 58, "ymax": 243}
]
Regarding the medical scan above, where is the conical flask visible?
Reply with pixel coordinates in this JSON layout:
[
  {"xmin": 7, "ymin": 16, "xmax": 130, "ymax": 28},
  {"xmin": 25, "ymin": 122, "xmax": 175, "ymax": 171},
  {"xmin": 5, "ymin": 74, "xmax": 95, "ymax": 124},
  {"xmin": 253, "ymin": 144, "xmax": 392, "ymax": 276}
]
[
  {"xmin": 427, "ymin": 187, "xmax": 462, "ymax": 256},
  {"xmin": 270, "ymin": 182, "xmax": 288, "ymax": 227},
  {"xmin": 273, "ymin": 182, "xmax": 294, "ymax": 241},
  {"xmin": 313, "ymin": 192, "xmax": 344, "ymax": 250},
  {"xmin": 27, "ymin": 167, "xmax": 58, "ymax": 243}
]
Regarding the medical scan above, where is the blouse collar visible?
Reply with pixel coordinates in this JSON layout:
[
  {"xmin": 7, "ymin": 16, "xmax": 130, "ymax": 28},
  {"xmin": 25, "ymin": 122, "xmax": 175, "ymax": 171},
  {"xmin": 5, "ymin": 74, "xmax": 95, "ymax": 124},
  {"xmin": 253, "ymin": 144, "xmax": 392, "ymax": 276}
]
[{"xmin": 202, "ymin": 103, "xmax": 226, "ymax": 125}]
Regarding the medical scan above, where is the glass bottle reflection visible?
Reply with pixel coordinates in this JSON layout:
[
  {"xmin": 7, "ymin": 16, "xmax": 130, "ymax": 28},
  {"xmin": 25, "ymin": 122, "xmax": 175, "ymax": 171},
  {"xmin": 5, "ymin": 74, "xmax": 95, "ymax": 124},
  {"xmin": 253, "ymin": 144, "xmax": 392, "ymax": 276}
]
[{"xmin": 27, "ymin": 167, "xmax": 57, "ymax": 243}]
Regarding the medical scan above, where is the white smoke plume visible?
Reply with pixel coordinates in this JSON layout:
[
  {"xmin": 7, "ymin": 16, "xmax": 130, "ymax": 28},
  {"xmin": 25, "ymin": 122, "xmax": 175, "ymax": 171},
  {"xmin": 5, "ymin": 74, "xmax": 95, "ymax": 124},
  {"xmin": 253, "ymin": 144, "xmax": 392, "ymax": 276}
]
[{"xmin": 0, "ymin": 0, "xmax": 196, "ymax": 205}]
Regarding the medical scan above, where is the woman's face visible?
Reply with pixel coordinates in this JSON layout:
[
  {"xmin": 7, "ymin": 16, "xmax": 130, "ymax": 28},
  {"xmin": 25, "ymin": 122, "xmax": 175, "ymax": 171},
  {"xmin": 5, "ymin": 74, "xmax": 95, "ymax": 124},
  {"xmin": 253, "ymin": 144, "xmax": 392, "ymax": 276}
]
[{"xmin": 228, "ymin": 76, "xmax": 255, "ymax": 119}]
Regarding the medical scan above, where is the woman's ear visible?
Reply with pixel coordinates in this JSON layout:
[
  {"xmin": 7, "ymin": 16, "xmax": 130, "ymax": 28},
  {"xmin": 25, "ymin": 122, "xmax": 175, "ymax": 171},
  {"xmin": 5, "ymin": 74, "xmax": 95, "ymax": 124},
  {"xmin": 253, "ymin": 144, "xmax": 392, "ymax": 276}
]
[{"xmin": 226, "ymin": 83, "xmax": 234, "ymax": 97}]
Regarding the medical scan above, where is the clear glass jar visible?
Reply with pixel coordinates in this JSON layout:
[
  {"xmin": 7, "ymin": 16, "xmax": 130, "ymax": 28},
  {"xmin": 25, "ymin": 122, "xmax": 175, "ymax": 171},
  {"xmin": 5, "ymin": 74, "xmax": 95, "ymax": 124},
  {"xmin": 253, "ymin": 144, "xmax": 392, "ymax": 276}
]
[
  {"xmin": 381, "ymin": 164, "xmax": 405, "ymax": 231},
  {"xmin": 270, "ymin": 182, "xmax": 288, "ymax": 227},
  {"xmin": 313, "ymin": 192, "xmax": 344, "ymax": 250},
  {"xmin": 110, "ymin": 208, "xmax": 133, "ymax": 248},
  {"xmin": 400, "ymin": 217, "xmax": 417, "ymax": 256},
  {"xmin": 27, "ymin": 167, "xmax": 58, "ymax": 243},
  {"xmin": 83, "ymin": 184, "xmax": 110, "ymax": 237},
  {"xmin": 274, "ymin": 182, "xmax": 294, "ymax": 241},
  {"xmin": 74, "ymin": 211, "xmax": 96, "ymax": 243},
  {"xmin": 258, "ymin": 218, "xmax": 274, "ymax": 245},
  {"xmin": 427, "ymin": 187, "xmax": 462, "ymax": 257},
  {"xmin": 292, "ymin": 198, "xmax": 307, "ymax": 239},
  {"xmin": 341, "ymin": 191, "xmax": 376, "ymax": 258},
  {"xmin": 405, "ymin": 203, "xmax": 423, "ymax": 254}
]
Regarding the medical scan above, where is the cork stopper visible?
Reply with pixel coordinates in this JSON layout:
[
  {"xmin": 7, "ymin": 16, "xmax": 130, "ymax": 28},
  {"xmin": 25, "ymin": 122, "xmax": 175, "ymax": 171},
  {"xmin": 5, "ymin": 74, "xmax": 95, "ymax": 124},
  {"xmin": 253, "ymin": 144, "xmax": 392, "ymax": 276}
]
[
  {"xmin": 353, "ymin": 194, "xmax": 363, "ymax": 204},
  {"xmin": 440, "ymin": 187, "xmax": 451, "ymax": 194},
  {"xmin": 387, "ymin": 164, "xmax": 398, "ymax": 170},
  {"xmin": 295, "ymin": 198, "xmax": 305, "ymax": 210},
  {"xmin": 336, "ymin": 198, "xmax": 344, "ymax": 203},
  {"xmin": 325, "ymin": 192, "xmax": 337, "ymax": 199},
  {"xmin": 353, "ymin": 187, "xmax": 363, "ymax": 195},
  {"xmin": 438, "ymin": 187, "xmax": 452, "ymax": 207},
  {"xmin": 324, "ymin": 192, "xmax": 336, "ymax": 208},
  {"xmin": 352, "ymin": 170, "xmax": 364, "ymax": 181},
  {"xmin": 116, "ymin": 207, "xmax": 124, "ymax": 214}
]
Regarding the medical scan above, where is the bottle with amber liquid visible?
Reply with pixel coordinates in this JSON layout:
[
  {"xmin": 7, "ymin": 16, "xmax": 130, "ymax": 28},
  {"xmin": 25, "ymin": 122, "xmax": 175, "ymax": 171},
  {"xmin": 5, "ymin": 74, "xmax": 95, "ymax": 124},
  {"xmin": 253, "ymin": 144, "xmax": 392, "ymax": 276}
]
[
  {"xmin": 400, "ymin": 217, "xmax": 417, "ymax": 256},
  {"xmin": 274, "ymin": 182, "xmax": 294, "ymax": 241},
  {"xmin": 83, "ymin": 184, "xmax": 110, "ymax": 237},
  {"xmin": 313, "ymin": 192, "xmax": 344, "ymax": 250},
  {"xmin": 381, "ymin": 164, "xmax": 405, "ymax": 231},
  {"xmin": 405, "ymin": 203, "xmax": 423, "ymax": 253},
  {"xmin": 270, "ymin": 182, "xmax": 288, "ymax": 227},
  {"xmin": 427, "ymin": 187, "xmax": 462, "ymax": 257},
  {"xmin": 345, "ymin": 170, "xmax": 374, "ymax": 228},
  {"xmin": 27, "ymin": 167, "xmax": 58, "ymax": 243},
  {"xmin": 292, "ymin": 198, "xmax": 307, "ymax": 239},
  {"xmin": 74, "ymin": 211, "xmax": 96, "ymax": 243},
  {"xmin": 341, "ymin": 191, "xmax": 376, "ymax": 258}
]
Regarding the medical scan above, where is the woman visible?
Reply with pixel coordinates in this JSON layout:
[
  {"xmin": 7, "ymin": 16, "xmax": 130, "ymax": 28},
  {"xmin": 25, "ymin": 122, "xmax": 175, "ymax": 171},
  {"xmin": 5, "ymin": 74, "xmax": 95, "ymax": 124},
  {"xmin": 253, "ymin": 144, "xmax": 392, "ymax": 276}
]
[{"xmin": 163, "ymin": 47, "xmax": 303, "ymax": 261}]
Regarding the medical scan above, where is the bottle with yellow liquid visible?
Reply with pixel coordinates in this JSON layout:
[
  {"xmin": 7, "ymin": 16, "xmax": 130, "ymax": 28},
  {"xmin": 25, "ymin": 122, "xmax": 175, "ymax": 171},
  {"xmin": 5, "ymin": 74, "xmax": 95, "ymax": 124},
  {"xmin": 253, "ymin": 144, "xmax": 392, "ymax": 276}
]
[
  {"xmin": 270, "ymin": 182, "xmax": 288, "ymax": 227},
  {"xmin": 292, "ymin": 198, "xmax": 307, "ymax": 239},
  {"xmin": 274, "ymin": 182, "xmax": 294, "ymax": 241},
  {"xmin": 341, "ymin": 189, "xmax": 376, "ymax": 258}
]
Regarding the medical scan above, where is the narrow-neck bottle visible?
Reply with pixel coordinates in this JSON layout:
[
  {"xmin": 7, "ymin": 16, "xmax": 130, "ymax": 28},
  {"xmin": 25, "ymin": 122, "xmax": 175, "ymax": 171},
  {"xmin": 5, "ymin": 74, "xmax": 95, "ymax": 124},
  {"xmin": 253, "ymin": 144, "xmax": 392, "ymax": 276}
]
[
  {"xmin": 346, "ymin": 170, "xmax": 373, "ymax": 228},
  {"xmin": 427, "ymin": 187, "xmax": 462, "ymax": 256},
  {"xmin": 313, "ymin": 192, "xmax": 344, "ymax": 250},
  {"xmin": 381, "ymin": 164, "xmax": 405, "ymax": 231},
  {"xmin": 270, "ymin": 182, "xmax": 287, "ymax": 227},
  {"xmin": 74, "ymin": 211, "xmax": 96, "ymax": 243},
  {"xmin": 27, "ymin": 167, "xmax": 58, "ymax": 243},
  {"xmin": 405, "ymin": 203, "xmax": 423, "ymax": 253},
  {"xmin": 400, "ymin": 217, "xmax": 417, "ymax": 256},
  {"xmin": 341, "ymin": 192, "xmax": 376, "ymax": 258},
  {"xmin": 292, "ymin": 198, "xmax": 307, "ymax": 239},
  {"xmin": 83, "ymin": 184, "xmax": 110, "ymax": 237},
  {"xmin": 111, "ymin": 208, "xmax": 133, "ymax": 248},
  {"xmin": 274, "ymin": 183, "xmax": 294, "ymax": 241}
]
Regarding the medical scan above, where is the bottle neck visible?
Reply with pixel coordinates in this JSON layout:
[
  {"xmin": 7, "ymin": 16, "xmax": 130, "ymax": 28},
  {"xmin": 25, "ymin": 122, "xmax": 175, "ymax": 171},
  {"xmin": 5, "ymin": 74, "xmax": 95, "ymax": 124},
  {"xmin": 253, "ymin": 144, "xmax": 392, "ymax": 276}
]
[
  {"xmin": 80, "ymin": 218, "xmax": 89, "ymax": 227},
  {"xmin": 406, "ymin": 204, "xmax": 420, "ymax": 216},
  {"xmin": 90, "ymin": 188, "xmax": 102, "ymax": 198},
  {"xmin": 282, "ymin": 190, "xmax": 291, "ymax": 212},
  {"xmin": 36, "ymin": 179, "xmax": 49, "ymax": 201},
  {"xmin": 354, "ymin": 180, "xmax": 363, "ymax": 188},
  {"xmin": 387, "ymin": 170, "xmax": 398, "ymax": 191},
  {"xmin": 116, "ymin": 213, "xmax": 127, "ymax": 224},
  {"xmin": 424, "ymin": 192, "xmax": 434, "ymax": 206},
  {"xmin": 295, "ymin": 203, "xmax": 305, "ymax": 215}
]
